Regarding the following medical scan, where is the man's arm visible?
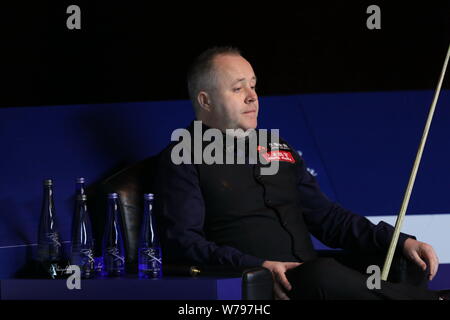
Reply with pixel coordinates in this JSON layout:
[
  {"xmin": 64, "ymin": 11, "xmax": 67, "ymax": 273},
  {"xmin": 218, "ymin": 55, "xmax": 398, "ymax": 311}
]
[
  {"xmin": 154, "ymin": 147, "xmax": 264, "ymax": 267},
  {"xmin": 292, "ymin": 151, "xmax": 413, "ymax": 254},
  {"xmin": 293, "ymin": 152, "xmax": 439, "ymax": 280}
]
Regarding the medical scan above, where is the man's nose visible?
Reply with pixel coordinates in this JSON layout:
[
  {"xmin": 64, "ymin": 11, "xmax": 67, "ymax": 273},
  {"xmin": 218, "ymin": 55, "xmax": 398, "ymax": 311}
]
[{"xmin": 244, "ymin": 87, "xmax": 257, "ymax": 104}]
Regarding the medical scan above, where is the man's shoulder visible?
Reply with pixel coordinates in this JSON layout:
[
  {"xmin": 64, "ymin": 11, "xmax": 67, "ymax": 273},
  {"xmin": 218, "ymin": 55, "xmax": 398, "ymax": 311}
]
[
  {"xmin": 159, "ymin": 139, "xmax": 182, "ymax": 157},
  {"xmin": 156, "ymin": 128, "xmax": 197, "ymax": 172},
  {"xmin": 158, "ymin": 121, "xmax": 196, "ymax": 156},
  {"xmin": 157, "ymin": 140, "xmax": 193, "ymax": 166}
]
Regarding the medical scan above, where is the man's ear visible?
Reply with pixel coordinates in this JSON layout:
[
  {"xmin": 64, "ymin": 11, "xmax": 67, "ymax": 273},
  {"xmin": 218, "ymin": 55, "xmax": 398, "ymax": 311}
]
[{"xmin": 197, "ymin": 91, "xmax": 212, "ymax": 112}]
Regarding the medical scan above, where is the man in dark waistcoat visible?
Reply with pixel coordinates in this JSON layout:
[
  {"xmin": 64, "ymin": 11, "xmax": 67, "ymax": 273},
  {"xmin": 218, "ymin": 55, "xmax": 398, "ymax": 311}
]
[{"xmin": 154, "ymin": 47, "xmax": 442, "ymax": 300}]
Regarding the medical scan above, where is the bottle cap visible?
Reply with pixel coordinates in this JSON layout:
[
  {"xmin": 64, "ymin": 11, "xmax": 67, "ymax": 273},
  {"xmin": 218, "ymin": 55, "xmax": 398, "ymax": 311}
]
[
  {"xmin": 77, "ymin": 194, "xmax": 87, "ymax": 201},
  {"xmin": 44, "ymin": 179, "xmax": 53, "ymax": 186},
  {"xmin": 76, "ymin": 177, "xmax": 85, "ymax": 184},
  {"xmin": 144, "ymin": 193, "xmax": 154, "ymax": 200},
  {"xmin": 108, "ymin": 193, "xmax": 119, "ymax": 199}
]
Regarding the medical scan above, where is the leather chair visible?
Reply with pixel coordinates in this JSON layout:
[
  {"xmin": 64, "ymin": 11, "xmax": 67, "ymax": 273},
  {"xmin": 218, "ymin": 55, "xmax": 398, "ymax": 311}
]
[{"xmin": 86, "ymin": 155, "xmax": 428, "ymax": 300}]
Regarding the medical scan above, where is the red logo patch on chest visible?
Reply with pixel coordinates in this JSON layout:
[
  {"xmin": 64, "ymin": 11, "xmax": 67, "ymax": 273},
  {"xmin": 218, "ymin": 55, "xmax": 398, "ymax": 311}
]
[{"xmin": 257, "ymin": 146, "xmax": 296, "ymax": 163}]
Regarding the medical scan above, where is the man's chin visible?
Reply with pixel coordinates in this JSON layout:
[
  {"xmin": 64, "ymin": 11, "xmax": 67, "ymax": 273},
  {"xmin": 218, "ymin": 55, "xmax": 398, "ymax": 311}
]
[
  {"xmin": 240, "ymin": 120, "xmax": 257, "ymax": 131},
  {"xmin": 223, "ymin": 119, "xmax": 257, "ymax": 132}
]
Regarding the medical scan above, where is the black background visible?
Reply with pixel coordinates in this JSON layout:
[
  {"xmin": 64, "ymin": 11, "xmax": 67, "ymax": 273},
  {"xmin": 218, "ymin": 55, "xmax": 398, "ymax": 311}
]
[{"xmin": 1, "ymin": 1, "xmax": 449, "ymax": 107}]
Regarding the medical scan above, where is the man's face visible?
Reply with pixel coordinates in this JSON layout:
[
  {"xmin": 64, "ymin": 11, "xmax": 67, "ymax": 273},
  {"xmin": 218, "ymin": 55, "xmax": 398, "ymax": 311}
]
[{"xmin": 206, "ymin": 54, "xmax": 259, "ymax": 131}]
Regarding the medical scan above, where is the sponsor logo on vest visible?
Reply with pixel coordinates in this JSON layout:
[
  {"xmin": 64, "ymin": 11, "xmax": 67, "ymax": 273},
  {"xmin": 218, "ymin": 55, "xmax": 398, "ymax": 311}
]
[
  {"xmin": 268, "ymin": 142, "xmax": 290, "ymax": 150},
  {"xmin": 258, "ymin": 147, "xmax": 296, "ymax": 163}
]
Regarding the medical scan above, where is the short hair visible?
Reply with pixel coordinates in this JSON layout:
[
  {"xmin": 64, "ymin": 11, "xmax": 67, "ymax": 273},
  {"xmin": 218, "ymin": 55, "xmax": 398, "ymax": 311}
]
[{"xmin": 187, "ymin": 46, "xmax": 241, "ymax": 112}]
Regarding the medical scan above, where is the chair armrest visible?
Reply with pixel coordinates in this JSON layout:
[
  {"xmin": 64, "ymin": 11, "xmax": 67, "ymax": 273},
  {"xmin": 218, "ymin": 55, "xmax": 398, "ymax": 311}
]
[
  {"xmin": 163, "ymin": 264, "xmax": 273, "ymax": 300},
  {"xmin": 317, "ymin": 250, "xmax": 428, "ymax": 288},
  {"xmin": 242, "ymin": 267, "xmax": 274, "ymax": 300}
]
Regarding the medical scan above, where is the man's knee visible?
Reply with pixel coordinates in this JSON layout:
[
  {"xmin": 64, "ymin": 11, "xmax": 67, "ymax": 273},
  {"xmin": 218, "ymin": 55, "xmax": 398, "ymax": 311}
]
[
  {"xmin": 289, "ymin": 258, "xmax": 337, "ymax": 283},
  {"xmin": 285, "ymin": 258, "xmax": 340, "ymax": 299},
  {"xmin": 286, "ymin": 257, "xmax": 381, "ymax": 300}
]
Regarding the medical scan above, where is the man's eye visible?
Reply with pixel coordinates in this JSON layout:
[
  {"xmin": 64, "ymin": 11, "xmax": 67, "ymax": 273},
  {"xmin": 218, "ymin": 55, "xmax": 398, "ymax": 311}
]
[{"xmin": 233, "ymin": 87, "xmax": 242, "ymax": 92}]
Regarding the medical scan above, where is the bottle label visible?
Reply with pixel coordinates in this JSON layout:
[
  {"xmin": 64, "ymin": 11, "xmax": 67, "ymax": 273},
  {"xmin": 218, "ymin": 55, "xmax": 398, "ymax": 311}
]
[
  {"xmin": 71, "ymin": 248, "xmax": 95, "ymax": 268},
  {"xmin": 46, "ymin": 232, "xmax": 61, "ymax": 248},
  {"xmin": 81, "ymin": 248, "xmax": 95, "ymax": 264},
  {"xmin": 139, "ymin": 247, "xmax": 162, "ymax": 278},
  {"xmin": 141, "ymin": 247, "xmax": 162, "ymax": 265},
  {"xmin": 106, "ymin": 247, "xmax": 125, "ymax": 264},
  {"xmin": 37, "ymin": 232, "xmax": 62, "ymax": 263}
]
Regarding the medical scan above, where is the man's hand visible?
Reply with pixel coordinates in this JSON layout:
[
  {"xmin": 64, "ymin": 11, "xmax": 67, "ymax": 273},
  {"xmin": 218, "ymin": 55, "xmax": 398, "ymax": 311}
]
[
  {"xmin": 403, "ymin": 238, "xmax": 439, "ymax": 281},
  {"xmin": 262, "ymin": 260, "xmax": 302, "ymax": 300}
]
